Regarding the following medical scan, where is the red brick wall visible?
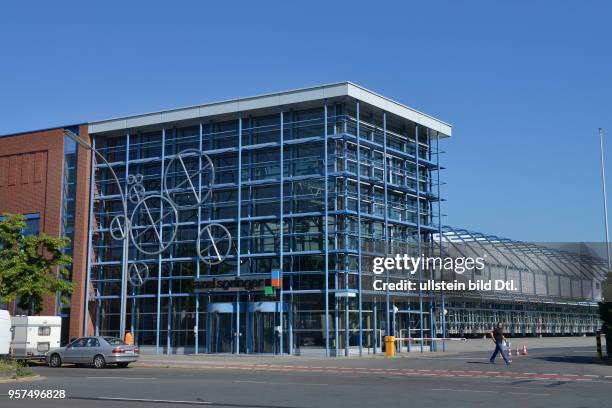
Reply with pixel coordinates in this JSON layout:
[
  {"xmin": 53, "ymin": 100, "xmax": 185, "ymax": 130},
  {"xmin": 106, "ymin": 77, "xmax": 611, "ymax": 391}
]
[
  {"xmin": 0, "ymin": 127, "xmax": 92, "ymax": 338},
  {"xmin": 0, "ymin": 129, "xmax": 64, "ymax": 317}
]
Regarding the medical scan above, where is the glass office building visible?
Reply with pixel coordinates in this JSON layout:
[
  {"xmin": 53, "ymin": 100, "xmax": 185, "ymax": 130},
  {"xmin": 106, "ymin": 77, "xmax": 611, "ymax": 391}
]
[
  {"xmin": 84, "ymin": 82, "xmax": 604, "ymax": 356},
  {"xmin": 85, "ymin": 82, "xmax": 451, "ymax": 356}
]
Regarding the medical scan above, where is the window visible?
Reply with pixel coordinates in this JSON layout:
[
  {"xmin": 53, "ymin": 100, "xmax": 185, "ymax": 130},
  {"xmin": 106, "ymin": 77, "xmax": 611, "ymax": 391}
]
[
  {"xmin": 70, "ymin": 338, "xmax": 87, "ymax": 348},
  {"xmin": 38, "ymin": 326, "xmax": 51, "ymax": 336},
  {"xmin": 104, "ymin": 337, "xmax": 127, "ymax": 346},
  {"xmin": 85, "ymin": 338, "xmax": 100, "ymax": 347}
]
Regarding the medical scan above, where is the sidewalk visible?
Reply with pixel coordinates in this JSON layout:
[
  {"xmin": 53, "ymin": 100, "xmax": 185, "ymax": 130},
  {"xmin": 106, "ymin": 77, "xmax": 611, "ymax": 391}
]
[
  {"xmin": 436, "ymin": 335, "xmax": 603, "ymax": 352},
  {"xmin": 137, "ymin": 336, "xmax": 601, "ymax": 365},
  {"xmin": 132, "ymin": 338, "xmax": 612, "ymax": 382}
]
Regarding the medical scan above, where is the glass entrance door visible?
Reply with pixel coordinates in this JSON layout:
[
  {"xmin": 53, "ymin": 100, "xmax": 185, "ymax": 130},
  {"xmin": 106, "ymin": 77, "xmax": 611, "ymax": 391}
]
[
  {"xmin": 207, "ymin": 302, "xmax": 245, "ymax": 354},
  {"xmin": 247, "ymin": 301, "xmax": 289, "ymax": 354},
  {"xmin": 209, "ymin": 312, "xmax": 234, "ymax": 353},
  {"xmin": 252, "ymin": 311, "xmax": 276, "ymax": 354},
  {"xmin": 207, "ymin": 301, "xmax": 289, "ymax": 354}
]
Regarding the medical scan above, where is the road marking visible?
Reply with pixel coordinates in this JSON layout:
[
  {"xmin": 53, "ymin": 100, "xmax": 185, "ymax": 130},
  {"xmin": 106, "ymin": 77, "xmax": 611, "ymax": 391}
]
[
  {"xmin": 433, "ymin": 388, "xmax": 551, "ymax": 397},
  {"xmin": 508, "ymin": 392, "xmax": 551, "ymax": 396},
  {"xmin": 94, "ymin": 397, "xmax": 212, "ymax": 405},
  {"xmin": 86, "ymin": 377, "xmax": 157, "ymax": 380},
  {"xmin": 234, "ymin": 380, "xmax": 328, "ymax": 386},
  {"xmin": 417, "ymin": 357, "xmax": 488, "ymax": 360},
  {"xmin": 132, "ymin": 362, "xmax": 612, "ymax": 384},
  {"xmin": 432, "ymin": 388, "xmax": 497, "ymax": 393}
]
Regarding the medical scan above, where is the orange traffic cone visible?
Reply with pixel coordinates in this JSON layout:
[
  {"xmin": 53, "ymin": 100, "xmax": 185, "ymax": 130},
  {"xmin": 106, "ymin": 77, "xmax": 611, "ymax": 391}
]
[
  {"xmin": 507, "ymin": 347, "xmax": 512, "ymax": 357},
  {"xmin": 516, "ymin": 347, "xmax": 520, "ymax": 356},
  {"xmin": 521, "ymin": 345, "xmax": 528, "ymax": 355}
]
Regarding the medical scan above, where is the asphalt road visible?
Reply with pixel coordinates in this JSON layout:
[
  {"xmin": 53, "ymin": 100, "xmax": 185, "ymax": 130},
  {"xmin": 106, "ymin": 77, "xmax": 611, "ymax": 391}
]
[{"xmin": 0, "ymin": 346, "xmax": 610, "ymax": 408}]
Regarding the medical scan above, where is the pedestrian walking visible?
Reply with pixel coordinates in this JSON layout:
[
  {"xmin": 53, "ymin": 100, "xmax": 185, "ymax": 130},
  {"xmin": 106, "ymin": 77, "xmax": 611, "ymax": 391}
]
[{"xmin": 489, "ymin": 322, "xmax": 512, "ymax": 365}]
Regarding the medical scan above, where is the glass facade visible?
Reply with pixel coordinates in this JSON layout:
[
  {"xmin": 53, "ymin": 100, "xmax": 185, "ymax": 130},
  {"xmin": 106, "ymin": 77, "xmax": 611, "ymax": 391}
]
[
  {"xmin": 86, "ymin": 96, "xmax": 445, "ymax": 356},
  {"xmin": 59, "ymin": 133, "xmax": 79, "ymax": 344}
]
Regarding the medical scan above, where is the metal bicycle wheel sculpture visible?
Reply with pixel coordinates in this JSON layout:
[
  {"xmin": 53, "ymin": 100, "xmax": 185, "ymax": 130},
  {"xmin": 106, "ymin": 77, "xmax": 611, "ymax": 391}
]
[
  {"xmin": 197, "ymin": 223, "xmax": 232, "ymax": 265},
  {"xmin": 163, "ymin": 149, "xmax": 214, "ymax": 209},
  {"xmin": 109, "ymin": 214, "xmax": 131, "ymax": 241},
  {"xmin": 129, "ymin": 194, "xmax": 179, "ymax": 255},
  {"xmin": 128, "ymin": 262, "xmax": 150, "ymax": 287},
  {"xmin": 102, "ymin": 148, "xmax": 232, "ymax": 289}
]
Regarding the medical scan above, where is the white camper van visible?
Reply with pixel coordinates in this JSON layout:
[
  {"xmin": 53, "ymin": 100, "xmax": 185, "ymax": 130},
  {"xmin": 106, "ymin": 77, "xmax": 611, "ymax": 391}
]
[
  {"xmin": 11, "ymin": 316, "xmax": 62, "ymax": 361},
  {"xmin": 0, "ymin": 310, "xmax": 11, "ymax": 356}
]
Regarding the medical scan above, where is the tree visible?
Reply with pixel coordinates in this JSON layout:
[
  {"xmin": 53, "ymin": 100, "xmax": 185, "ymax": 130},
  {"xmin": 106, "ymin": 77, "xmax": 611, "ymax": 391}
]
[{"xmin": 0, "ymin": 213, "xmax": 73, "ymax": 315}]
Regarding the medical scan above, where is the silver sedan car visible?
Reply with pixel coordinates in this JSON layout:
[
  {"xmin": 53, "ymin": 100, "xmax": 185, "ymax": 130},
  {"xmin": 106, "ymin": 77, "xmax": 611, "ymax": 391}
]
[{"xmin": 46, "ymin": 336, "xmax": 139, "ymax": 368}]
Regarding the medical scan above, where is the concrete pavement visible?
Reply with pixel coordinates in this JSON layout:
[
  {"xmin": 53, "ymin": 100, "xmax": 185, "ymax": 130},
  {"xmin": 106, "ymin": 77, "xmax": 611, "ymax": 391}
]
[{"xmin": 0, "ymin": 340, "xmax": 609, "ymax": 408}]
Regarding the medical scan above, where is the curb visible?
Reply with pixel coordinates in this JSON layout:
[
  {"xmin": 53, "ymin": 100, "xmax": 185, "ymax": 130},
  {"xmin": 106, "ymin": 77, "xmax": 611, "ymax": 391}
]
[
  {"xmin": 129, "ymin": 363, "xmax": 612, "ymax": 383},
  {"xmin": 0, "ymin": 375, "xmax": 43, "ymax": 384}
]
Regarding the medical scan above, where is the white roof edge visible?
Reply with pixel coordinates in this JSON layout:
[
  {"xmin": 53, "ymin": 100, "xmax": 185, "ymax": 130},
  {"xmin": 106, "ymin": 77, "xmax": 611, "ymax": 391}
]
[
  {"xmin": 88, "ymin": 81, "xmax": 452, "ymax": 136},
  {"xmin": 345, "ymin": 82, "xmax": 452, "ymax": 136}
]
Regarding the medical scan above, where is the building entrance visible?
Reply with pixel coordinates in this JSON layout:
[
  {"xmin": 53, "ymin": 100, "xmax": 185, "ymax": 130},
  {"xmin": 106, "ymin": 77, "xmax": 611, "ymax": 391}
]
[{"xmin": 206, "ymin": 301, "xmax": 289, "ymax": 354}]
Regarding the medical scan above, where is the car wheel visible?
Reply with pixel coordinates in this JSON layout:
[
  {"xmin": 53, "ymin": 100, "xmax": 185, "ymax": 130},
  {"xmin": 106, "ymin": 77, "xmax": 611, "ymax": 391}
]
[
  {"xmin": 93, "ymin": 354, "xmax": 106, "ymax": 369},
  {"xmin": 117, "ymin": 362, "xmax": 129, "ymax": 368},
  {"xmin": 49, "ymin": 354, "xmax": 62, "ymax": 368}
]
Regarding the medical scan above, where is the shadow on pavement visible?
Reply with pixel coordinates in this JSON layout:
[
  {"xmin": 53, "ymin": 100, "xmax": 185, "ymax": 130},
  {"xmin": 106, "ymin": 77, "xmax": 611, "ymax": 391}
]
[{"xmin": 534, "ymin": 355, "xmax": 611, "ymax": 365}]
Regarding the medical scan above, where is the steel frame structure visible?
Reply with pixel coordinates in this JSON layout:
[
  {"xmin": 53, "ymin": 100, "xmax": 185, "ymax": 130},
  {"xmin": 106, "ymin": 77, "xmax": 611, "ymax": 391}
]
[
  {"xmin": 83, "ymin": 84, "xmax": 602, "ymax": 357},
  {"xmin": 85, "ymin": 94, "xmax": 446, "ymax": 356},
  {"xmin": 435, "ymin": 227, "xmax": 604, "ymax": 336}
]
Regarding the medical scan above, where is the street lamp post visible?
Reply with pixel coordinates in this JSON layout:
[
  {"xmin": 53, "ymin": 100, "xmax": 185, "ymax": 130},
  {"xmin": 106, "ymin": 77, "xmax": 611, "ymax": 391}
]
[
  {"xmin": 599, "ymin": 129, "xmax": 612, "ymax": 300},
  {"xmin": 64, "ymin": 130, "xmax": 130, "ymax": 340},
  {"xmin": 600, "ymin": 128, "xmax": 611, "ymax": 279}
]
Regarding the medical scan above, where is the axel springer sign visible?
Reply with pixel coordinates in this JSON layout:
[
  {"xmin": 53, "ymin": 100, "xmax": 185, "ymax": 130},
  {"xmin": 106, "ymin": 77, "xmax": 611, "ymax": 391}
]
[{"xmin": 195, "ymin": 275, "xmax": 267, "ymax": 292}]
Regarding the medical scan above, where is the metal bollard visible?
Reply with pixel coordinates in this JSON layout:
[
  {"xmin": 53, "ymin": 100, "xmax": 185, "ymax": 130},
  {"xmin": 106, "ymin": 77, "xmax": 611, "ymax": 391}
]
[
  {"xmin": 596, "ymin": 331, "xmax": 603, "ymax": 360},
  {"xmin": 385, "ymin": 336, "xmax": 395, "ymax": 358}
]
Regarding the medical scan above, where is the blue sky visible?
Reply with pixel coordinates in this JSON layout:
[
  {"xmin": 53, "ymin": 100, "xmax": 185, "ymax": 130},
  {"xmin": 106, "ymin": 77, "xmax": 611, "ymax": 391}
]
[{"xmin": 1, "ymin": 1, "xmax": 611, "ymax": 242}]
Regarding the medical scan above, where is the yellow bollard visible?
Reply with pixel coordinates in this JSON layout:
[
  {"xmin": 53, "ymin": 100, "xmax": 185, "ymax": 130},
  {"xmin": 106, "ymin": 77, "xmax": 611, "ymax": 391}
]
[{"xmin": 385, "ymin": 336, "xmax": 395, "ymax": 358}]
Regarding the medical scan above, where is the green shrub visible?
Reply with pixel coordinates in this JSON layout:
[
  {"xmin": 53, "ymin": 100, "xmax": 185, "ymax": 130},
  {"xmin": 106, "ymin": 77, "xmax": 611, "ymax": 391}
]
[
  {"xmin": 0, "ymin": 359, "xmax": 35, "ymax": 378},
  {"xmin": 14, "ymin": 363, "xmax": 34, "ymax": 378}
]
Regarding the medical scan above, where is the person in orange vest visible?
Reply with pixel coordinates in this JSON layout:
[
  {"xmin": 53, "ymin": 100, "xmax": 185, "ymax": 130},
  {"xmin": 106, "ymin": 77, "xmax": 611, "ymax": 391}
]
[{"xmin": 125, "ymin": 331, "xmax": 133, "ymax": 346}]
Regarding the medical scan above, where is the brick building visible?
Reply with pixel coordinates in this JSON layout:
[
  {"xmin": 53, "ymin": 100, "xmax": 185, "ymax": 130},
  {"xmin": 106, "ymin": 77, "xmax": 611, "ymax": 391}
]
[{"xmin": 0, "ymin": 125, "xmax": 93, "ymax": 343}]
